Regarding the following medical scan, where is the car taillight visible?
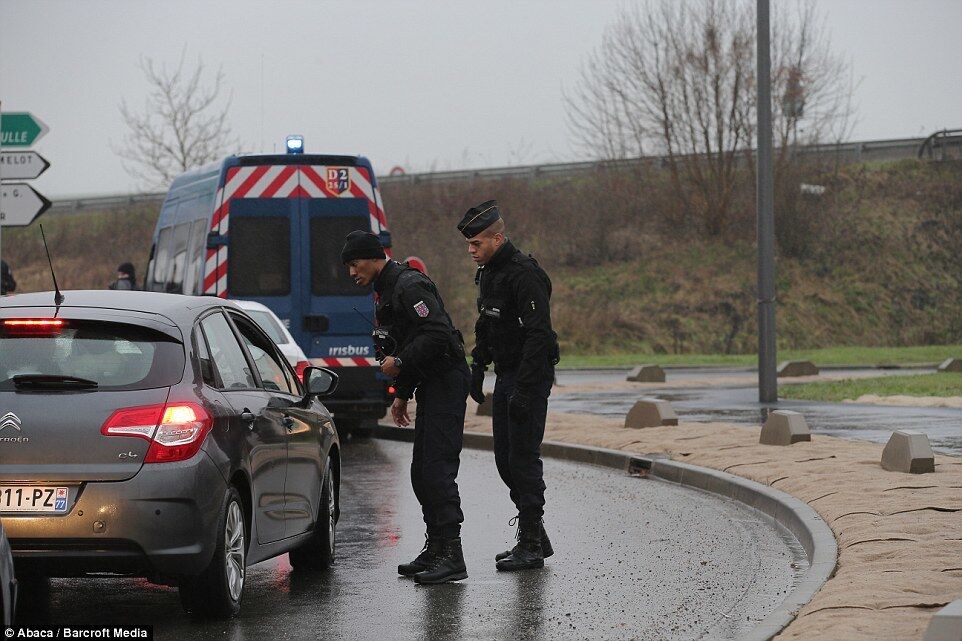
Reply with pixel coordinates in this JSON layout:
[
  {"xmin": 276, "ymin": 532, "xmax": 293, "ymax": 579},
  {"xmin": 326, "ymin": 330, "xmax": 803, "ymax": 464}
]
[
  {"xmin": 101, "ymin": 402, "xmax": 213, "ymax": 463},
  {"xmin": 2, "ymin": 318, "xmax": 66, "ymax": 336},
  {"xmin": 295, "ymin": 360, "xmax": 311, "ymax": 383}
]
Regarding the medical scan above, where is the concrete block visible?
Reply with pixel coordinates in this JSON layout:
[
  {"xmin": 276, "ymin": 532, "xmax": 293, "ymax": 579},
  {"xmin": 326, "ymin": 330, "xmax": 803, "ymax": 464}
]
[
  {"xmin": 777, "ymin": 360, "xmax": 819, "ymax": 377},
  {"xmin": 476, "ymin": 393, "xmax": 493, "ymax": 416},
  {"xmin": 924, "ymin": 600, "xmax": 962, "ymax": 641},
  {"xmin": 624, "ymin": 398, "xmax": 678, "ymax": 429},
  {"xmin": 937, "ymin": 358, "xmax": 962, "ymax": 373},
  {"xmin": 881, "ymin": 430, "xmax": 935, "ymax": 474},
  {"xmin": 760, "ymin": 410, "xmax": 812, "ymax": 445},
  {"xmin": 626, "ymin": 364, "xmax": 665, "ymax": 383}
]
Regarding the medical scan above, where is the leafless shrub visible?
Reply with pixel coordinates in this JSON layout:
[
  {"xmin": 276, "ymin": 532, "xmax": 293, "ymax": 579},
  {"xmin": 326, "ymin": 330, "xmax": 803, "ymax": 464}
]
[
  {"xmin": 116, "ymin": 49, "xmax": 238, "ymax": 188},
  {"xmin": 565, "ymin": 0, "xmax": 854, "ymax": 238}
]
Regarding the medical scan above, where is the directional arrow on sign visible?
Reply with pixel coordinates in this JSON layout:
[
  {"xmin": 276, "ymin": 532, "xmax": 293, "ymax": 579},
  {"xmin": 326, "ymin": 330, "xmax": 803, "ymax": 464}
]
[
  {"xmin": 0, "ymin": 112, "xmax": 49, "ymax": 147},
  {"xmin": 0, "ymin": 151, "xmax": 50, "ymax": 180},
  {"xmin": 0, "ymin": 183, "xmax": 51, "ymax": 226}
]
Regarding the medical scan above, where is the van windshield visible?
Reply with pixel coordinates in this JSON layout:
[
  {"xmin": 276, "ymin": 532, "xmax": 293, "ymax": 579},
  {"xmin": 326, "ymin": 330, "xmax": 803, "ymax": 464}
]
[
  {"xmin": 311, "ymin": 215, "xmax": 371, "ymax": 296},
  {"xmin": 0, "ymin": 320, "xmax": 185, "ymax": 391}
]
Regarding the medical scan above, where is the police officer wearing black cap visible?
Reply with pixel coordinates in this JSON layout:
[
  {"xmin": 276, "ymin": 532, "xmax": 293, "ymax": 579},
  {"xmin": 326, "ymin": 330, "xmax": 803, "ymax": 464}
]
[
  {"xmin": 341, "ymin": 230, "xmax": 471, "ymax": 584},
  {"xmin": 459, "ymin": 200, "xmax": 559, "ymax": 571}
]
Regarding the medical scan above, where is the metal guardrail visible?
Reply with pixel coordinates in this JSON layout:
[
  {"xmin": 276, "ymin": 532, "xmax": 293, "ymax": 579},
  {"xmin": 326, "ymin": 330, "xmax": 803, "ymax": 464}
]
[{"xmin": 47, "ymin": 135, "xmax": 929, "ymax": 213}]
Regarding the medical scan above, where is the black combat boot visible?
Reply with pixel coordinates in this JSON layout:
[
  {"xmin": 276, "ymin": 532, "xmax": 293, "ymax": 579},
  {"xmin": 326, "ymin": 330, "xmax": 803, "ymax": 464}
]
[
  {"xmin": 398, "ymin": 535, "xmax": 442, "ymax": 577},
  {"xmin": 495, "ymin": 518, "xmax": 544, "ymax": 571},
  {"xmin": 495, "ymin": 517, "xmax": 553, "ymax": 561},
  {"xmin": 414, "ymin": 537, "xmax": 468, "ymax": 584}
]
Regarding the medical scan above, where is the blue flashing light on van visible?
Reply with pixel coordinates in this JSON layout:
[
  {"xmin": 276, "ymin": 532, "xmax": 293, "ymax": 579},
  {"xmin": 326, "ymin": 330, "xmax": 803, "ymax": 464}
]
[{"xmin": 145, "ymin": 151, "xmax": 393, "ymax": 428}]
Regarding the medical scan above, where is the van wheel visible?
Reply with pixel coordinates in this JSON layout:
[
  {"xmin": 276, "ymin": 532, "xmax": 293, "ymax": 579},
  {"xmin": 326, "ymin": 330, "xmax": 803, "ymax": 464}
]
[
  {"xmin": 179, "ymin": 486, "xmax": 246, "ymax": 618},
  {"xmin": 290, "ymin": 456, "xmax": 336, "ymax": 571}
]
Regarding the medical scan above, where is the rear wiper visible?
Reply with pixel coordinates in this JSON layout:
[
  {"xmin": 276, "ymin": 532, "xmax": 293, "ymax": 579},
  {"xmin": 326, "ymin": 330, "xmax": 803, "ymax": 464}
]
[{"xmin": 12, "ymin": 374, "xmax": 99, "ymax": 389}]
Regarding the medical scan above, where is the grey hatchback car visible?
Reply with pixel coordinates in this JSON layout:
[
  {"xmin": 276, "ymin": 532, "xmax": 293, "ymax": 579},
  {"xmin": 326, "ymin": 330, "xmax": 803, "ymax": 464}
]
[{"xmin": 0, "ymin": 291, "xmax": 341, "ymax": 617}]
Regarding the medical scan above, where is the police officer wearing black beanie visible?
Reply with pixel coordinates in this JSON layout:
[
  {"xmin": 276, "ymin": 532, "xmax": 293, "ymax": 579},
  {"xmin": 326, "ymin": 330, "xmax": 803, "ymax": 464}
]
[
  {"xmin": 459, "ymin": 201, "xmax": 559, "ymax": 571},
  {"xmin": 341, "ymin": 230, "xmax": 471, "ymax": 584}
]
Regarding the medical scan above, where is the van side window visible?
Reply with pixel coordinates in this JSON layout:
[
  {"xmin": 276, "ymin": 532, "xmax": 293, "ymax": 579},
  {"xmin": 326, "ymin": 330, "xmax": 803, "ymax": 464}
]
[
  {"xmin": 229, "ymin": 217, "xmax": 291, "ymax": 296},
  {"xmin": 183, "ymin": 219, "xmax": 209, "ymax": 295},
  {"xmin": 310, "ymin": 215, "xmax": 369, "ymax": 296},
  {"xmin": 166, "ymin": 222, "xmax": 192, "ymax": 294},
  {"xmin": 149, "ymin": 226, "xmax": 174, "ymax": 292}
]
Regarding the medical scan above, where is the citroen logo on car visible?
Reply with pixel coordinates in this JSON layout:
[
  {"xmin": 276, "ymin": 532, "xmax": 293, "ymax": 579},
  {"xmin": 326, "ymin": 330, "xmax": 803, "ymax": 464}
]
[{"xmin": 0, "ymin": 412, "xmax": 22, "ymax": 431}]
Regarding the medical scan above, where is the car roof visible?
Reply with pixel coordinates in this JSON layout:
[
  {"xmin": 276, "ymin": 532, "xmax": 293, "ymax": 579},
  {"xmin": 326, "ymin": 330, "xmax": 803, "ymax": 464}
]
[
  {"xmin": 0, "ymin": 290, "xmax": 241, "ymax": 327},
  {"xmin": 232, "ymin": 299, "xmax": 271, "ymax": 313}
]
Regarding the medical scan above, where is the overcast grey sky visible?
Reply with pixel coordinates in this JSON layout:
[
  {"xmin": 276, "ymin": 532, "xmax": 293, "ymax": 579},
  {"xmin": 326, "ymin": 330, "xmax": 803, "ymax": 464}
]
[{"xmin": 1, "ymin": 0, "xmax": 961, "ymax": 198}]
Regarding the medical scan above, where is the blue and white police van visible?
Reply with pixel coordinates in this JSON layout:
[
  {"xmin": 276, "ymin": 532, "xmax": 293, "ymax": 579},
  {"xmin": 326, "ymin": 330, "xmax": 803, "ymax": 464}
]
[{"xmin": 144, "ymin": 138, "xmax": 393, "ymax": 429}]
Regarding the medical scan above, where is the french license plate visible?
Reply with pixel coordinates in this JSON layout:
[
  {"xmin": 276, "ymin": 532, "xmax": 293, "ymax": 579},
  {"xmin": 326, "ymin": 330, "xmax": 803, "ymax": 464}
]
[{"xmin": 0, "ymin": 486, "xmax": 68, "ymax": 512}]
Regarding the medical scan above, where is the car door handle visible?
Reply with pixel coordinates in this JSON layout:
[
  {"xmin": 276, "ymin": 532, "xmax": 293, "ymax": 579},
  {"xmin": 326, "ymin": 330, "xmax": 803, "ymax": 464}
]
[
  {"xmin": 282, "ymin": 416, "xmax": 295, "ymax": 431},
  {"xmin": 241, "ymin": 409, "xmax": 256, "ymax": 430}
]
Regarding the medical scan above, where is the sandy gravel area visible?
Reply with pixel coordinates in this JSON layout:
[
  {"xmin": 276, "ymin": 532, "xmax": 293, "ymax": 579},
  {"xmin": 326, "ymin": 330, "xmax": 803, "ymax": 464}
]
[{"xmin": 459, "ymin": 401, "xmax": 962, "ymax": 641}]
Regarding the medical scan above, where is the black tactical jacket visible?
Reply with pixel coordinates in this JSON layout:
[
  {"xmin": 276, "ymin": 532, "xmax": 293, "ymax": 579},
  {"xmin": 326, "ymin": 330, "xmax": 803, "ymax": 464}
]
[
  {"xmin": 472, "ymin": 240, "xmax": 559, "ymax": 393},
  {"xmin": 373, "ymin": 260, "xmax": 464, "ymax": 399}
]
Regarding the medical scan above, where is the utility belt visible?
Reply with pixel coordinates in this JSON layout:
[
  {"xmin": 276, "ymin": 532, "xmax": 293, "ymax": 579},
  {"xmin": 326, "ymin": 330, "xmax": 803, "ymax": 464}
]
[{"xmin": 372, "ymin": 326, "xmax": 466, "ymax": 371}]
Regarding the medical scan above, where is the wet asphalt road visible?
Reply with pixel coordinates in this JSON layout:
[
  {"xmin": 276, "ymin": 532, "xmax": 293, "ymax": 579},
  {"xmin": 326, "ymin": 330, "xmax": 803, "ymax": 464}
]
[
  {"xmin": 552, "ymin": 368, "xmax": 962, "ymax": 454},
  {"xmin": 16, "ymin": 437, "xmax": 805, "ymax": 640}
]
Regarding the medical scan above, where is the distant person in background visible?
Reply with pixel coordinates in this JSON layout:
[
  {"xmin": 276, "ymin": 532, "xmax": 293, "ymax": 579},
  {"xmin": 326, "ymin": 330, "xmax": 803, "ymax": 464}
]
[
  {"xmin": 108, "ymin": 262, "xmax": 137, "ymax": 290},
  {"xmin": 1, "ymin": 260, "xmax": 16, "ymax": 295}
]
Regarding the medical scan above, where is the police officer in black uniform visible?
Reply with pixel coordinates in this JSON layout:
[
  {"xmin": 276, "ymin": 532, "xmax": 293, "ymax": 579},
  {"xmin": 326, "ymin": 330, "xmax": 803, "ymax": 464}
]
[
  {"xmin": 341, "ymin": 230, "xmax": 471, "ymax": 584},
  {"xmin": 1, "ymin": 260, "xmax": 16, "ymax": 296},
  {"xmin": 458, "ymin": 200, "xmax": 559, "ymax": 571}
]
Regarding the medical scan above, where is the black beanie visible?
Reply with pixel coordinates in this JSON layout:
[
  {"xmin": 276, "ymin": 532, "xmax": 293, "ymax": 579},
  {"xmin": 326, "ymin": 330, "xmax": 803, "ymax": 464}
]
[{"xmin": 341, "ymin": 230, "xmax": 386, "ymax": 264}]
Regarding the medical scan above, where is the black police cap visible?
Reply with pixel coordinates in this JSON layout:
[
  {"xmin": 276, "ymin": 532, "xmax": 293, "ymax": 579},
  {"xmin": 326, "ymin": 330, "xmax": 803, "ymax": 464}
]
[
  {"xmin": 457, "ymin": 200, "xmax": 501, "ymax": 238},
  {"xmin": 340, "ymin": 230, "xmax": 386, "ymax": 264}
]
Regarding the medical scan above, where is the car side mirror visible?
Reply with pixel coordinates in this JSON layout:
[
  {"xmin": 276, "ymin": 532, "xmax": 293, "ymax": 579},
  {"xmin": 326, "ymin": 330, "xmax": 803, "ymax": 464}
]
[{"xmin": 303, "ymin": 366, "xmax": 338, "ymax": 399}]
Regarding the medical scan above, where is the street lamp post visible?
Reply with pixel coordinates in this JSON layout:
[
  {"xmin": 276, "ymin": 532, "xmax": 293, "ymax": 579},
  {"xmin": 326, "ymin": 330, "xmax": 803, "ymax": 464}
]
[{"xmin": 756, "ymin": 0, "xmax": 778, "ymax": 403}]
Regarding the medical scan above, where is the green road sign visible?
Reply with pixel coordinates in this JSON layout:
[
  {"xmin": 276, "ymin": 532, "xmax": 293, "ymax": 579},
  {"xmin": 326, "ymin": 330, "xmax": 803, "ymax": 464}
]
[{"xmin": 0, "ymin": 112, "xmax": 49, "ymax": 147}]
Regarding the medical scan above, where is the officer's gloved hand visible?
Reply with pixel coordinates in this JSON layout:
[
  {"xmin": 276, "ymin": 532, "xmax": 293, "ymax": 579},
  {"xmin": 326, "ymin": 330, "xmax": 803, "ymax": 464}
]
[
  {"xmin": 508, "ymin": 390, "xmax": 531, "ymax": 423},
  {"xmin": 470, "ymin": 364, "xmax": 486, "ymax": 404}
]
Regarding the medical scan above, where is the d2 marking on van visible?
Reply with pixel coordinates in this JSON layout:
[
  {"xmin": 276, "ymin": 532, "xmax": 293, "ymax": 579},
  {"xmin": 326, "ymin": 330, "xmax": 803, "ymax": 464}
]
[{"xmin": 326, "ymin": 167, "xmax": 350, "ymax": 194}]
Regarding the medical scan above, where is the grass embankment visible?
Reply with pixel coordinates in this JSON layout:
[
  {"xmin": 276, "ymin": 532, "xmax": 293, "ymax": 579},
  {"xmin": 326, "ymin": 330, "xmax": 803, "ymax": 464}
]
[
  {"xmin": 5, "ymin": 160, "xmax": 962, "ymax": 374},
  {"xmin": 559, "ymin": 344, "xmax": 962, "ymax": 368},
  {"xmin": 783, "ymin": 372, "xmax": 962, "ymax": 402}
]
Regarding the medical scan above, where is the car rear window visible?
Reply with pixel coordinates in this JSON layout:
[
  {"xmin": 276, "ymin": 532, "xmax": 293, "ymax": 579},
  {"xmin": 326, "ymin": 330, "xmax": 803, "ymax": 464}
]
[
  {"xmin": 0, "ymin": 320, "xmax": 185, "ymax": 391},
  {"xmin": 245, "ymin": 310, "xmax": 289, "ymax": 345}
]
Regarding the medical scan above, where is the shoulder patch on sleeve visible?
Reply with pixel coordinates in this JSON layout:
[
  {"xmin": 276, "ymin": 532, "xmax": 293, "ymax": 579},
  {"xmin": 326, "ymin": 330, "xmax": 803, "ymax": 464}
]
[{"xmin": 413, "ymin": 300, "xmax": 430, "ymax": 317}]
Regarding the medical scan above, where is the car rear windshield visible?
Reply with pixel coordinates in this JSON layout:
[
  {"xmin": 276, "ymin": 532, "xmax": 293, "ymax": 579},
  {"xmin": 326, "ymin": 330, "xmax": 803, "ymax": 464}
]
[
  {"xmin": 245, "ymin": 310, "xmax": 290, "ymax": 345},
  {"xmin": 0, "ymin": 319, "xmax": 185, "ymax": 391}
]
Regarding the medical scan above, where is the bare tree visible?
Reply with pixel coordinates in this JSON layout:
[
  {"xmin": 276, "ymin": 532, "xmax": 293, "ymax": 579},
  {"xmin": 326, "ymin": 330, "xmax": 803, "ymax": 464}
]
[
  {"xmin": 565, "ymin": 0, "xmax": 853, "ymax": 236},
  {"xmin": 116, "ymin": 49, "xmax": 238, "ymax": 188}
]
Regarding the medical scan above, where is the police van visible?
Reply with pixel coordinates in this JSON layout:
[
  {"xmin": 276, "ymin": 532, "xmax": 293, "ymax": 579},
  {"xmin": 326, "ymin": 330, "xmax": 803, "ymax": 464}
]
[{"xmin": 144, "ymin": 143, "xmax": 393, "ymax": 429}]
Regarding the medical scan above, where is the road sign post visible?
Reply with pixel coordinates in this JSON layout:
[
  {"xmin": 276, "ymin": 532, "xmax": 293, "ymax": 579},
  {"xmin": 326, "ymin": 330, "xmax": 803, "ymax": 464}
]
[
  {"xmin": 0, "ymin": 112, "xmax": 49, "ymax": 147},
  {"xmin": 0, "ymin": 109, "xmax": 52, "ymax": 284},
  {"xmin": 0, "ymin": 151, "xmax": 50, "ymax": 180},
  {"xmin": 0, "ymin": 183, "xmax": 52, "ymax": 226}
]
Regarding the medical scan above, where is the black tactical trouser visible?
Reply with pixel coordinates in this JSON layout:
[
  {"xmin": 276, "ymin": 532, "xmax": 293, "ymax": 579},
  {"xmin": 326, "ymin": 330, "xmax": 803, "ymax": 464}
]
[
  {"xmin": 491, "ymin": 364, "xmax": 554, "ymax": 520},
  {"xmin": 412, "ymin": 361, "xmax": 470, "ymax": 538}
]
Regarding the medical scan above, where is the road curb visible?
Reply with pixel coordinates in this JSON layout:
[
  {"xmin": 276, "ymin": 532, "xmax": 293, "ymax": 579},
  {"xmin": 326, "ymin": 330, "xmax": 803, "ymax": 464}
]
[{"xmin": 372, "ymin": 424, "xmax": 837, "ymax": 641}]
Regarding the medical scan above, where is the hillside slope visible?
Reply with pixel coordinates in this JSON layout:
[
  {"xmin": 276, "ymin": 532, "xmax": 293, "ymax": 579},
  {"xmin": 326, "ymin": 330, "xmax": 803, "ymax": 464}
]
[{"xmin": 4, "ymin": 160, "xmax": 961, "ymax": 356}]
